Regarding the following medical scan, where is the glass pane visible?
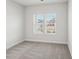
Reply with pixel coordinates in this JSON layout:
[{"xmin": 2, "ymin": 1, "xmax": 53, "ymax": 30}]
[
  {"xmin": 33, "ymin": 15, "xmax": 44, "ymax": 34},
  {"xmin": 46, "ymin": 13, "xmax": 56, "ymax": 34}
]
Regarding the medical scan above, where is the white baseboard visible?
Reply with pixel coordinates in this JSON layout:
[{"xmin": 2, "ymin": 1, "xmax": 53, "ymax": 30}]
[
  {"xmin": 6, "ymin": 39, "xmax": 67, "ymax": 50},
  {"xmin": 6, "ymin": 39, "xmax": 24, "ymax": 50},
  {"xmin": 67, "ymin": 42, "xmax": 72, "ymax": 56},
  {"xmin": 24, "ymin": 39, "xmax": 67, "ymax": 44}
]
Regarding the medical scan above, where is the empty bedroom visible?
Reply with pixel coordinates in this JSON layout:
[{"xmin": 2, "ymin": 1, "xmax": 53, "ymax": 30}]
[{"xmin": 6, "ymin": 0, "xmax": 72, "ymax": 59}]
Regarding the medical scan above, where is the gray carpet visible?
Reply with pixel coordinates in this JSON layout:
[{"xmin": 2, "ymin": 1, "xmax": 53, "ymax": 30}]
[{"xmin": 6, "ymin": 41, "xmax": 72, "ymax": 59}]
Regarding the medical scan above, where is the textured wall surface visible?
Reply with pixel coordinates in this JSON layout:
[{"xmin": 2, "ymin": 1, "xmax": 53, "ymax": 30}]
[
  {"xmin": 6, "ymin": 0, "xmax": 25, "ymax": 49},
  {"xmin": 25, "ymin": 3, "xmax": 68, "ymax": 44}
]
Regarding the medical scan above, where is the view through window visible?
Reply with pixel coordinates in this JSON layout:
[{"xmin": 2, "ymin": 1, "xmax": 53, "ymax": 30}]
[{"xmin": 33, "ymin": 13, "xmax": 56, "ymax": 34}]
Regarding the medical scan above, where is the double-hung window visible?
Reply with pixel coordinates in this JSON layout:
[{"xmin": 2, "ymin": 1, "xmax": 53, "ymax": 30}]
[{"xmin": 33, "ymin": 13, "xmax": 56, "ymax": 35}]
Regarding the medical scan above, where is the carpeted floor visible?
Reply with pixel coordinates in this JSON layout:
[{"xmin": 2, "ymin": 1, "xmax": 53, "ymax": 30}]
[{"xmin": 6, "ymin": 41, "xmax": 72, "ymax": 59}]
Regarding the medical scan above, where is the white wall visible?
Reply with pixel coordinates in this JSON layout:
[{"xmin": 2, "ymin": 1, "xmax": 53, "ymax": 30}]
[
  {"xmin": 6, "ymin": 0, "xmax": 25, "ymax": 49},
  {"xmin": 25, "ymin": 3, "xmax": 68, "ymax": 44},
  {"xmin": 68, "ymin": 0, "xmax": 72, "ymax": 55}
]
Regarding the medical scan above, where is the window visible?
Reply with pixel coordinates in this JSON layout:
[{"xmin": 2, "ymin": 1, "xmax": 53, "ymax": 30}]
[
  {"xmin": 45, "ymin": 13, "xmax": 56, "ymax": 34},
  {"xmin": 33, "ymin": 13, "xmax": 56, "ymax": 34},
  {"xmin": 33, "ymin": 14, "xmax": 44, "ymax": 34}
]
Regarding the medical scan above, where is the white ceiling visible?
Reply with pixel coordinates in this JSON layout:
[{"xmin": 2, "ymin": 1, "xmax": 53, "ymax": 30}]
[{"xmin": 10, "ymin": 0, "xmax": 68, "ymax": 6}]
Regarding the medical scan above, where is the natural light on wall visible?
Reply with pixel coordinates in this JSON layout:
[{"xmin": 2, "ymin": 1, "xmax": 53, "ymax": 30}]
[{"xmin": 33, "ymin": 13, "xmax": 56, "ymax": 35}]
